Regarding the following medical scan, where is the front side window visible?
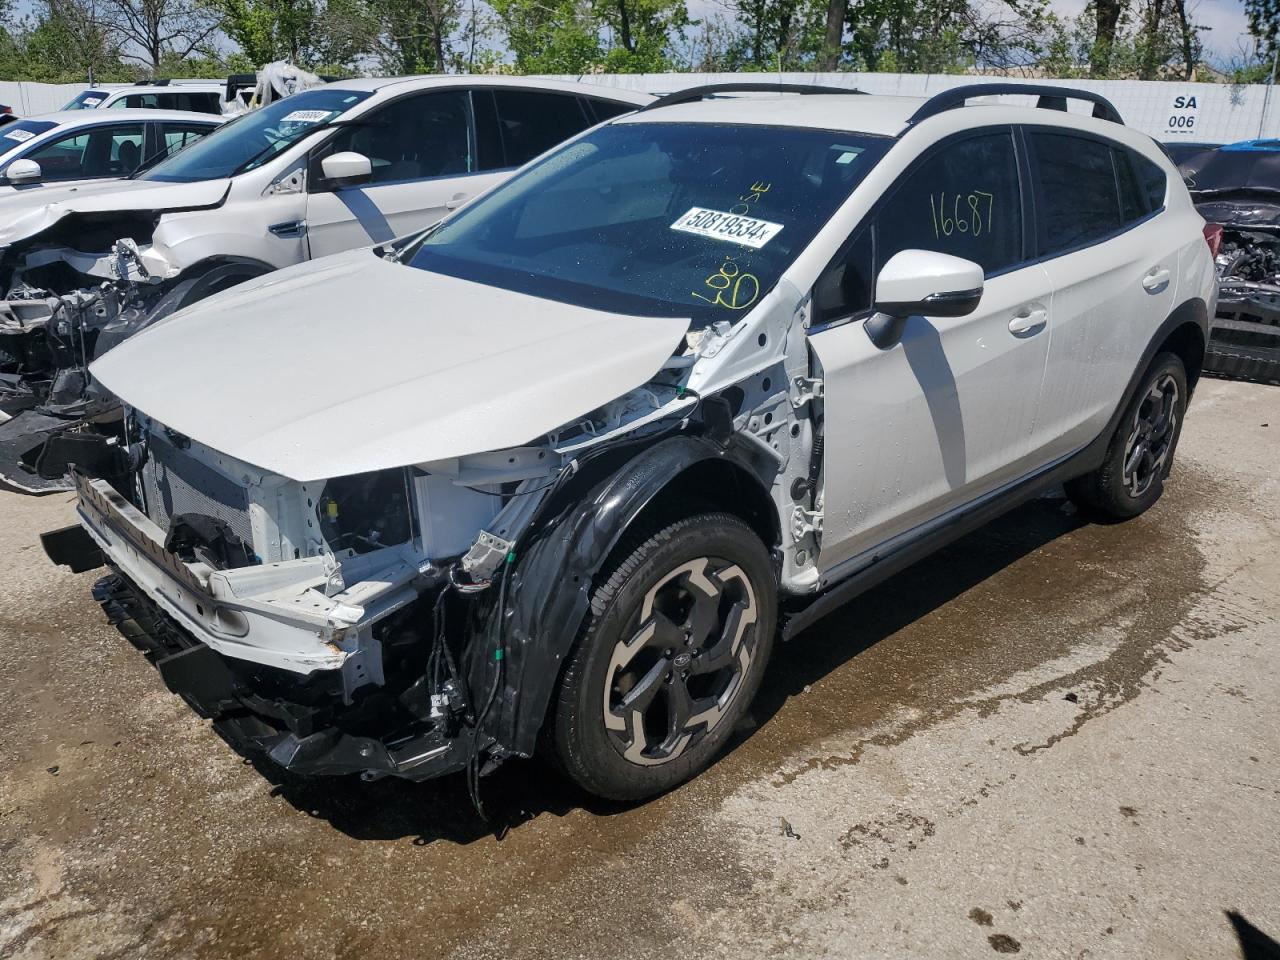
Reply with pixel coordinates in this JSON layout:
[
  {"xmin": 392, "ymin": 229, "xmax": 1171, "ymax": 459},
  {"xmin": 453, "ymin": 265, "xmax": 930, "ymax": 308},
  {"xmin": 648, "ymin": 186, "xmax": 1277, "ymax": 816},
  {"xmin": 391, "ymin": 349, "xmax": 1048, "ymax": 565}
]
[
  {"xmin": 24, "ymin": 123, "xmax": 144, "ymax": 180},
  {"xmin": 878, "ymin": 132, "xmax": 1022, "ymax": 275},
  {"xmin": 1030, "ymin": 132, "xmax": 1122, "ymax": 254},
  {"xmin": 409, "ymin": 122, "xmax": 890, "ymax": 325},
  {"xmin": 493, "ymin": 90, "xmax": 592, "ymax": 167},
  {"xmin": 317, "ymin": 91, "xmax": 472, "ymax": 185},
  {"xmin": 141, "ymin": 88, "xmax": 373, "ymax": 183},
  {"xmin": 813, "ymin": 132, "xmax": 1023, "ymax": 325}
]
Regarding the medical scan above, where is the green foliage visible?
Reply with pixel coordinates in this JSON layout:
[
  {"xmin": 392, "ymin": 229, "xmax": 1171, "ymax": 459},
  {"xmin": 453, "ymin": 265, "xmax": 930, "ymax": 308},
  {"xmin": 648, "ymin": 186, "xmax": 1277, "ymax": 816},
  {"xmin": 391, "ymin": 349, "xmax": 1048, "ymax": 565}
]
[{"xmin": 1245, "ymin": 0, "xmax": 1280, "ymax": 59}]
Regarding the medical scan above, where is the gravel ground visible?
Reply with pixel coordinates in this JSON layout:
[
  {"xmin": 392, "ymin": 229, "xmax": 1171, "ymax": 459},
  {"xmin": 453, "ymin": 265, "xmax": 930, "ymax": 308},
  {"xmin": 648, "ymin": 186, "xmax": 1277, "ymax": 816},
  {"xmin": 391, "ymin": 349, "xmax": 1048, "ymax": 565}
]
[{"xmin": 0, "ymin": 377, "xmax": 1277, "ymax": 960}]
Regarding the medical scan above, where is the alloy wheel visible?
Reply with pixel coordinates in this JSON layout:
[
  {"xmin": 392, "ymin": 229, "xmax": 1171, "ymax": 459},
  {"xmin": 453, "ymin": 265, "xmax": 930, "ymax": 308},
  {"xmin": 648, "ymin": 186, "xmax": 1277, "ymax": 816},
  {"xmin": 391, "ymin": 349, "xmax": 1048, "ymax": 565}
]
[
  {"xmin": 1122, "ymin": 372, "xmax": 1180, "ymax": 499},
  {"xmin": 602, "ymin": 557, "xmax": 758, "ymax": 766}
]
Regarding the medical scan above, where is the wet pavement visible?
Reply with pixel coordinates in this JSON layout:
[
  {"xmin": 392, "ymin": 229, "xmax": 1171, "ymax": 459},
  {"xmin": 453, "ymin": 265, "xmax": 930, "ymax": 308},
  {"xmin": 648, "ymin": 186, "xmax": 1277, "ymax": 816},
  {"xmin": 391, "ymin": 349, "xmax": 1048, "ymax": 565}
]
[{"xmin": 1, "ymin": 378, "xmax": 1277, "ymax": 959}]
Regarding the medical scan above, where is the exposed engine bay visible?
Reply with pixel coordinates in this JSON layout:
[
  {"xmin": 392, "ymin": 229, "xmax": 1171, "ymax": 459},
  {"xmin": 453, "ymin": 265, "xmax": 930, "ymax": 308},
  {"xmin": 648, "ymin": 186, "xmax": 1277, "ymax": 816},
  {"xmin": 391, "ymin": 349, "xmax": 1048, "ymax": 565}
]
[{"xmin": 0, "ymin": 229, "xmax": 260, "ymax": 492}]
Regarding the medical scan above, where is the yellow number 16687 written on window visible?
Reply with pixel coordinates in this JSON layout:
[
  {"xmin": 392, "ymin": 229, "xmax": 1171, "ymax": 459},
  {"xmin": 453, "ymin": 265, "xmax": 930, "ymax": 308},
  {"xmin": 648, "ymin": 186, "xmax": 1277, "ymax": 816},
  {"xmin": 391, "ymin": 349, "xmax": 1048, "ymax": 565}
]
[{"xmin": 930, "ymin": 191, "xmax": 995, "ymax": 238}]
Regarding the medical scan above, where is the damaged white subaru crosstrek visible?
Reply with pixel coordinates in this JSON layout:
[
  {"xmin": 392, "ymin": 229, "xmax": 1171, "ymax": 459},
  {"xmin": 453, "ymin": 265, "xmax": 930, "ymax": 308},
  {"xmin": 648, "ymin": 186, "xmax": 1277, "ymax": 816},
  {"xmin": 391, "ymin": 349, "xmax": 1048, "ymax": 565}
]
[{"xmin": 45, "ymin": 83, "xmax": 1217, "ymax": 801}]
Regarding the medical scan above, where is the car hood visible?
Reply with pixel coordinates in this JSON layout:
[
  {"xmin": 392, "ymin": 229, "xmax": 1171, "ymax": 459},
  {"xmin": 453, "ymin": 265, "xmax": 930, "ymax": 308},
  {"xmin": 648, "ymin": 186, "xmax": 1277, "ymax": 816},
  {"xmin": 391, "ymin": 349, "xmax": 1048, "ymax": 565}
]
[
  {"xmin": 0, "ymin": 178, "xmax": 230, "ymax": 247},
  {"xmin": 91, "ymin": 250, "xmax": 691, "ymax": 480},
  {"xmin": 1194, "ymin": 197, "xmax": 1280, "ymax": 232}
]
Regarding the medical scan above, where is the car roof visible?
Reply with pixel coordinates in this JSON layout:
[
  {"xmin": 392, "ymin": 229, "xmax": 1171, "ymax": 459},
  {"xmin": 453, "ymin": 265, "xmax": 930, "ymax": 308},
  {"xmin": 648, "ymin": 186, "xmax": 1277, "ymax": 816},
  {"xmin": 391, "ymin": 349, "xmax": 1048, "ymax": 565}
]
[
  {"xmin": 101, "ymin": 83, "xmax": 225, "ymax": 94},
  {"xmin": 17, "ymin": 109, "xmax": 227, "ymax": 125},
  {"xmin": 613, "ymin": 89, "xmax": 1141, "ymax": 140},
  {"xmin": 327, "ymin": 75, "xmax": 653, "ymax": 105},
  {"xmin": 615, "ymin": 94, "xmax": 925, "ymax": 136}
]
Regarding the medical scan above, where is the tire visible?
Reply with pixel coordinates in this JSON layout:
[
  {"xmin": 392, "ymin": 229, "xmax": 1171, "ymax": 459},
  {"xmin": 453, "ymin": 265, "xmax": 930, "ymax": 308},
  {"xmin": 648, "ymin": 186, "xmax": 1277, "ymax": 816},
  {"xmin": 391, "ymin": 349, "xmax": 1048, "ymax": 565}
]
[
  {"xmin": 551, "ymin": 512, "xmax": 776, "ymax": 802},
  {"xmin": 1065, "ymin": 351, "xmax": 1188, "ymax": 521}
]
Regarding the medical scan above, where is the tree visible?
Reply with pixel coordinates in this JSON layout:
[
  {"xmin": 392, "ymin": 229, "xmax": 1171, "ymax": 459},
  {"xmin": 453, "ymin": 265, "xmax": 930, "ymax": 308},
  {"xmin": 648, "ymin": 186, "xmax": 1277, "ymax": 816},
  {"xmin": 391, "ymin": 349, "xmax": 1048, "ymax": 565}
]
[
  {"xmin": 1090, "ymin": 0, "xmax": 1127, "ymax": 75},
  {"xmin": 490, "ymin": 0, "xmax": 602, "ymax": 73},
  {"xmin": 20, "ymin": 0, "xmax": 131, "ymax": 81},
  {"xmin": 213, "ymin": 0, "xmax": 321, "ymax": 65},
  {"xmin": 95, "ymin": 0, "xmax": 221, "ymax": 71},
  {"xmin": 1245, "ymin": 0, "xmax": 1280, "ymax": 59}
]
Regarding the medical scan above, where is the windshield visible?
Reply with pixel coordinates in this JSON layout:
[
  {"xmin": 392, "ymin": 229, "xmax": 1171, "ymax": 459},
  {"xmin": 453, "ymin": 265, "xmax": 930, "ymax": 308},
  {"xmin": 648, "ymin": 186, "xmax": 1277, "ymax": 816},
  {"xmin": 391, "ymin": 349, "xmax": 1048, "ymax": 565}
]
[
  {"xmin": 141, "ymin": 88, "xmax": 372, "ymax": 183},
  {"xmin": 409, "ymin": 122, "xmax": 888, "ymax": 325},
  {"xmin": 63, "ymin": 90, "xmax": 110, "ymax": 110},
  {"xmin": 0, "ymin": 120, "xmax": 58, "ymax": 158},
  {"xmin": 1183, "ymin": 146, "xmax": 1280, "ymax": 196}
]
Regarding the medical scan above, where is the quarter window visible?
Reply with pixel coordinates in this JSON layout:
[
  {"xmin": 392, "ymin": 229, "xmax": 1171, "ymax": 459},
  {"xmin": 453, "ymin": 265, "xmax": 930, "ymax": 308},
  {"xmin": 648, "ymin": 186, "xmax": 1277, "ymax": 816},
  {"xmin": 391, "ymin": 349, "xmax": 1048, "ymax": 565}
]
[
  {"xmin": 877, "ymin": 132, "xmax": 1023, "ymax": 276},
  {"xmin": 1029, "ymin": 132, "xmax": 1121, "ymax": 254},
  {"xmin": 1115, "ymin": 148, "xmax": 1146, "ymax": 224},
  {"xmin": 1134, "ymin": 151, "xmax": 1167, "ymax": 211}
]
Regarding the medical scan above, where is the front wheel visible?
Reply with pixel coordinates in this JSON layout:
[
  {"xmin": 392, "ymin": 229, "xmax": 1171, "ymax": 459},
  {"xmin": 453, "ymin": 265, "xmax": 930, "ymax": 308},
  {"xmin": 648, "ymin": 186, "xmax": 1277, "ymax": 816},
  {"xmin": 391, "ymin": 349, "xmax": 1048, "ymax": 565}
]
[
  {"xmin": 1065, "ymin": 351, "xmax": 1188, "ymax": 521},
  {"xmin": 550, "ymin": 513, "xmax": 776, "ymax": 801}
]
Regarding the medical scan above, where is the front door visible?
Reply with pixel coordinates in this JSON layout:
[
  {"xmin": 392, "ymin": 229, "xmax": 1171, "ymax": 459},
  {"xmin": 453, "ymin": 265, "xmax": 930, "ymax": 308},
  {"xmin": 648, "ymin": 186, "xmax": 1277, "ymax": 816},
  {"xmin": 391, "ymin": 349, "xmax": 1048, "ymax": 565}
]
[
  {"xmin": 809, "ymin": 129, "xmax": 1053, "ymax": 575},
  {"xmin": 305, "ymin": 90, "xmax": 503, "ymax": 258}
]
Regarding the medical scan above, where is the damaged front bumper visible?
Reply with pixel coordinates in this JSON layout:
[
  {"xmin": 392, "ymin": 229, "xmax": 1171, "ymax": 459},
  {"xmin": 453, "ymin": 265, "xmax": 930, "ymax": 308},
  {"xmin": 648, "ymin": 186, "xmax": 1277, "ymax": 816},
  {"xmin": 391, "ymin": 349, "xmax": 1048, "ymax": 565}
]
[{"xmin": 55, "ymin": 473, "xmax": 474, "ymax": 781}]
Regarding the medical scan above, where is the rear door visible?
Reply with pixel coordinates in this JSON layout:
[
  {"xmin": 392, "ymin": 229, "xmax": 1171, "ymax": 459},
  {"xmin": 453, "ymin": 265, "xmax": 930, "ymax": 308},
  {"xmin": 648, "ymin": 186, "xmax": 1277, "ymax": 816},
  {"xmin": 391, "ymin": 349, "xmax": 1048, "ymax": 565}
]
[
  {"xmin": 810, "ymin": 129, "xmax": 1054, "ymax": 574},
  {"xmin": 305, "ymin": 89, "xmax": 504, "ymax": 257},
  {"xmin": 1026, "ymin": 130, "xmax": 1178, "ymax": 459}
]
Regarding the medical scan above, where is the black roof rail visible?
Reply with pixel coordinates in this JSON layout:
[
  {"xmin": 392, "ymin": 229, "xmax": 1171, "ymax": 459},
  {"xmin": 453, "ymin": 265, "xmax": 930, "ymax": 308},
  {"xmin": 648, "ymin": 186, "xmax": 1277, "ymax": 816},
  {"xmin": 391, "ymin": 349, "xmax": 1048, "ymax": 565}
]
[
  {"xmin": 638, "ymin": 82, "xmax": 863, "ymax": 113},
  {"xmin": 134, "ymin": 78, "xmax": 171, "ymax": 87},
  {"xmin": 907, "ymin": 83, "xmax": 1124, "ymax": 126}
]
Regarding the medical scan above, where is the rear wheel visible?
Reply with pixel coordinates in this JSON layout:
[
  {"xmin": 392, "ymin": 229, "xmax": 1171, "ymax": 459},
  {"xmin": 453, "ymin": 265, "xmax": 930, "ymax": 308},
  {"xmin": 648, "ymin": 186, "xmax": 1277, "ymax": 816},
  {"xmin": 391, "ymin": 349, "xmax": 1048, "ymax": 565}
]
[
  {"xmin": 551, "ymin": 513, "xmax": 776, "ymax": 801},
  {"xmin": 1065, "ymin": 351, "xmax": 1187, "ymax": 520}
]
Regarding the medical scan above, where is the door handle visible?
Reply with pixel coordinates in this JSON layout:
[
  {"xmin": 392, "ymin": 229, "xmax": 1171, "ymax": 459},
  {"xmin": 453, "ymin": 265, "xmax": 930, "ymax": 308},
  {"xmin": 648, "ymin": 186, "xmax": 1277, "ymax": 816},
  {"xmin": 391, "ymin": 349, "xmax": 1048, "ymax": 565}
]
[
  {"xmin": 445, "ymin": 193, "xmax": 469, "ymax": 210},
  {"xmin": 1142, "ymin": 267, "xmax": 1171, "ymax": 292},
  {"xmin": 1008, "ymin": 305, "xmax": 1047, "ymax": 335}
]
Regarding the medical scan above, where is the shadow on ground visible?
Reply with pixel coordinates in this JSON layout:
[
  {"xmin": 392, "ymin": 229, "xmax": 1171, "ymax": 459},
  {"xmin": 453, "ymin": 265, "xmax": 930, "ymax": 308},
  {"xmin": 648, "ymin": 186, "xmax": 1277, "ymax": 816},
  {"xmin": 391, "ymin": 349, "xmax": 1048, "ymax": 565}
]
[{"xmin": 259, "ymin": 495, "xmax": 1086, "ymax": 845}]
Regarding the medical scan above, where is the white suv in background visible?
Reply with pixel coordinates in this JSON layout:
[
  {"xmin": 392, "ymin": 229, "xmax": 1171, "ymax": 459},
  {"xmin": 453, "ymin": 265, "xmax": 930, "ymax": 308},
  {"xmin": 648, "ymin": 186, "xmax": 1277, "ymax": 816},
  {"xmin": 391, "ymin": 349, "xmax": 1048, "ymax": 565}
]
[
  {"xmin": 0, "ymin": 77, "xmax": 651, "ymax": 486},
  {"xmin": 46, "ymin": 83, "xmax": 1217, "ymax": 805},
  {"xmin": 61, "ymin": 82, "xmax": 230, "ymax": 115}
]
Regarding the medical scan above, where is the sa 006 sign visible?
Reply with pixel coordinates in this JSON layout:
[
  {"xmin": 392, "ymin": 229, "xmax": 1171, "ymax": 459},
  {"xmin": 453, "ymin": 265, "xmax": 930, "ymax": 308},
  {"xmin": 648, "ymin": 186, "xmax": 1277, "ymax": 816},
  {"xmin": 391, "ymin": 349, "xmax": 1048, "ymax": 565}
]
[{"xmin": 1164, "ymin": 94, "xmax": 1199, "ymax": 136}]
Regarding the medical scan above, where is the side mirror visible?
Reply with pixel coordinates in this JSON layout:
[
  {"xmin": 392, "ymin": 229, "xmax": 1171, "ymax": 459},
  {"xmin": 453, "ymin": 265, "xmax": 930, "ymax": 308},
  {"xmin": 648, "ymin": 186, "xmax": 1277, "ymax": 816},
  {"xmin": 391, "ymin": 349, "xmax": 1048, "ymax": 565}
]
[
  {"xmin": 6, "ymin": 158, "xmax": 42, "ymax": 184},
  {"xmin": 320, "ymin": 151, "xmax": 371, "ymax": 188},
  {"xmin": 866, "ymin": 249, "xmax": 983, "ymax": 349}
]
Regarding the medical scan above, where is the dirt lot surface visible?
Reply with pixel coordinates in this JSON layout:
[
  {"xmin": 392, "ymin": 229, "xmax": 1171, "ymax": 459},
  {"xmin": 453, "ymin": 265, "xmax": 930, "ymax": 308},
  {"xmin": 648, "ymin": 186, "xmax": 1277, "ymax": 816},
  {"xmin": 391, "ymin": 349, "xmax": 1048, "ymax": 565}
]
[{"xmin": 1, "ymin": 378, "xmax": 1277, "ymax": 960}]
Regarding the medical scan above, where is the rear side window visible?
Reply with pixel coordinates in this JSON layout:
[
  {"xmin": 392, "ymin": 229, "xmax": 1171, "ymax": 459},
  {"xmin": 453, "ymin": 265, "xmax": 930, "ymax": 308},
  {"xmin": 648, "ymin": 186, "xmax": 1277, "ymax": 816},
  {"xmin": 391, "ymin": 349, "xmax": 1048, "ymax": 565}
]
[
  {"xmin": 1115, "ymin": 149, "xmax": 1145, "ymax": 224},
  {"xmin": 876, "ymin": 131, "xmax": 1023, "ymax": 275},
  {"xmin": 492, "ymin": 90, "xmax": 592, "ymax": 167},
  {"xmin": 1134, "ymin": 151, "xmax": 1167, "ymax": 211},
  {"xmin": 1029, "ymin": 132, "xmax": 1121, "ymax": 253}
]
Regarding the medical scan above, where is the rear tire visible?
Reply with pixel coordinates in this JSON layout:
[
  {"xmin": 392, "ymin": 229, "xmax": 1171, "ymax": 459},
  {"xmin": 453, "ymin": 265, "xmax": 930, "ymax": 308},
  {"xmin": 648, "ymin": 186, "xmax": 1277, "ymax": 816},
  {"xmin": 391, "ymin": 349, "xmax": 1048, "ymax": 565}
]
[
  {"xmin": 551, "ymin": 513, "xmax": 776, "ymax": 802},
  {"xmin": 1065, "ymin": 351, "xmax": 1187, "ymax": 521}
]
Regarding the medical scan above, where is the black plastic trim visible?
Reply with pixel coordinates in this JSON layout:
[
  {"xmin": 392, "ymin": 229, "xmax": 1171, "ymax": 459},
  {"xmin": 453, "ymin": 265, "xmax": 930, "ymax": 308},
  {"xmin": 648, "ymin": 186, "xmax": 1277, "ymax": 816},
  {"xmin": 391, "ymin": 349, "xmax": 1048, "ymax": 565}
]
[
  {"xmin": 638, "ymin": 82, "xmax": 863, "ymax": 113},
  {"xmin": 906, "ymin": 83, "xmax": 1124, "ymax": 127}
]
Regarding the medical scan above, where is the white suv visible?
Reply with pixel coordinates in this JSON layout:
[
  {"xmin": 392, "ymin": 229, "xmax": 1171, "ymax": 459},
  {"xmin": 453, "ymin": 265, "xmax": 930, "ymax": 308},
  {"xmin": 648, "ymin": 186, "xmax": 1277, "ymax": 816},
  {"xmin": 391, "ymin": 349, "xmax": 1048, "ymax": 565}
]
[{"xmin": 45, "ymin": 83, "xmax": 1216, "ymax": 803}]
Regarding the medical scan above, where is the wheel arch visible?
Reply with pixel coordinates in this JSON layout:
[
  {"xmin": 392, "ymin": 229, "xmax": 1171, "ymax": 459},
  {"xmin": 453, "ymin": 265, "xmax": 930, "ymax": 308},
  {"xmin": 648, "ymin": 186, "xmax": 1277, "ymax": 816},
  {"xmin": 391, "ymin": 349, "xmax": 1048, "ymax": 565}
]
[
  {"xmin": 1157, "ymin": 297, "xmax": 1208, "ymax": 395},
  {"xmin": 499, "ymin": 434, "xmax": 781, "ymax": 758}
]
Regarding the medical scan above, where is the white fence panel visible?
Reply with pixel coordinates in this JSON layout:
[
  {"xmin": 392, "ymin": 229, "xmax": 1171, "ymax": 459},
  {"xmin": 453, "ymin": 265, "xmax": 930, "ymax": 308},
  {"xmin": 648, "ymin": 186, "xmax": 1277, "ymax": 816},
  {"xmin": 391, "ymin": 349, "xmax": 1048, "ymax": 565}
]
[{"xmin": 4, "ymin": 72, "xmax": 1278, "ymax": 143}]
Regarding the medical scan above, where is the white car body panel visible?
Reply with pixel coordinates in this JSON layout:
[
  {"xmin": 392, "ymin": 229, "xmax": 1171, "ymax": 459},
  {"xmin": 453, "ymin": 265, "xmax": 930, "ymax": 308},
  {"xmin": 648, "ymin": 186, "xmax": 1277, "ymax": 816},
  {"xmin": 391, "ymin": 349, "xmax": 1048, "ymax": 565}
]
[
  {"xmin": 305, "ymin": 169, "xmax": 507, "ymax": 256},
  {"xmin": 812, "ymin": 261, "xmax": 1053, "ymax": 573},
  {"xmin": 90, "ymin": 250, "xmax": 691, "ymax": 480}
]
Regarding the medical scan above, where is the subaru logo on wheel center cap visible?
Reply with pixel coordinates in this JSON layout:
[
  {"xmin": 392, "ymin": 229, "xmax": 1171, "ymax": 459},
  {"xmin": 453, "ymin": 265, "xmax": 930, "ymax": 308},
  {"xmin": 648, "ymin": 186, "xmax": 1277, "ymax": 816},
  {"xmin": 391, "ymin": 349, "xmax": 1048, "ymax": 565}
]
[{"xmin": 673, "ymin": 652, "xmax": 693, "ymax": 668}]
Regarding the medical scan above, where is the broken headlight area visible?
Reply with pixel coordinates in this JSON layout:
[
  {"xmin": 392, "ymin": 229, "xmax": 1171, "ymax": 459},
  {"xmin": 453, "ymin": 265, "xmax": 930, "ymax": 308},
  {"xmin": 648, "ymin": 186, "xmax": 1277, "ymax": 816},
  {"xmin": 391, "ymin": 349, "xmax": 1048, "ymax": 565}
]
[
  {"xmin": 1209, "ymin": 227, "xmax": 1280, "ymax": 383},
  {"xmin": 54, "ymin": 414, "xmax": 573, "ymax": 781}
]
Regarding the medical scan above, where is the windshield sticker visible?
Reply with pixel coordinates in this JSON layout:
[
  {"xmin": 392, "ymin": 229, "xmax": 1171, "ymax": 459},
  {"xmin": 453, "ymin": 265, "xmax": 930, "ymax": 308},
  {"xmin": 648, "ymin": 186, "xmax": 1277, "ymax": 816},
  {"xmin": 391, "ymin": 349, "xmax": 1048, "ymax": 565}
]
[
  {"xmin": 281, "ymin": 109, "xmax": 331, "ymax": 124},
  {"xmin": 82, "ymin": 96, "xmax": 104, "ymax": 106},
  {"xmin": 671, "ymin": 207, "xmax": 783, "ymax": 249},
  {"xmin": 836, "ymin": 151, "xmax": 858, "ymax": 164},
  {"xmin": 3, "ymin": 128, "xmax": 35, "ymax": 142}
]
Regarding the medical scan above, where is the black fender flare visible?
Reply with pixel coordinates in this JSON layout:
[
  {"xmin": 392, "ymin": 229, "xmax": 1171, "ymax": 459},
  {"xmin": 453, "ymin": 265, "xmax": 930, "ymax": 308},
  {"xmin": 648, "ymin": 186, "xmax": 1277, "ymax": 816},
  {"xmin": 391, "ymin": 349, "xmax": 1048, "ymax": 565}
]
[{"xmin": 497, "ymin": 432, "xmax": 776, "ymax": 757}]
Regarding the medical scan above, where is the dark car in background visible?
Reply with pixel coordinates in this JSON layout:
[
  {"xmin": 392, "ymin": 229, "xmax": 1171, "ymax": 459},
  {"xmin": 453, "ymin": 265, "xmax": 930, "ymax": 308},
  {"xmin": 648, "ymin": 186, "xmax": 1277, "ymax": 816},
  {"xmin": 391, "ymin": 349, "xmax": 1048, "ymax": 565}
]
[{"xmin": 1176, "ymin": 139, "xmax": 1280, "ymax": 384}]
